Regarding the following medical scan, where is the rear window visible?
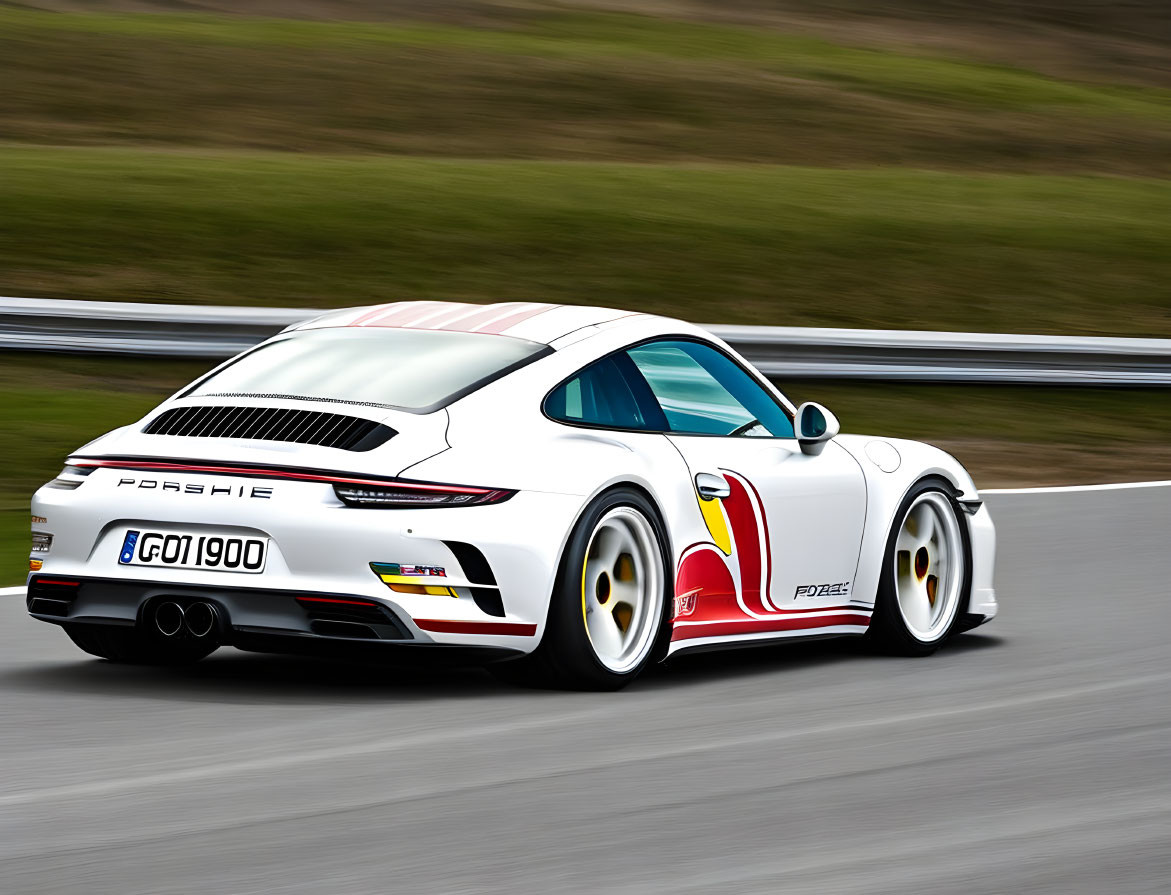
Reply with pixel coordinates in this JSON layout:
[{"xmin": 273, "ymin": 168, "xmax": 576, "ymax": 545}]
[{"xmin": 187, "ymin": 327, "xmax": 547, "ymax": 411}]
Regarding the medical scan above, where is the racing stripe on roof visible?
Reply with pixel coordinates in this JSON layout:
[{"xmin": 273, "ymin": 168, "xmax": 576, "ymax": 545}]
[
  {"xmin": 472, "ymin": 303, "xmax": 557, "ymax": 334},
  {"xmin": 348, "ymin": 301, "xmax": 412, "ymax": 327},
  {"xmin": 344, "ymin": 300, "xmax": 559, "ymax": 334},
  {"xmin": 417, "ymin": 302, "xmax": 528, "ymax": 332},
  {"xmin": 365, "ymin": 300, "xmax": 453, "ymax": 328},
  {"xmin": 408, "ymin": 303, "xmax": 485, "ymax": 330}
]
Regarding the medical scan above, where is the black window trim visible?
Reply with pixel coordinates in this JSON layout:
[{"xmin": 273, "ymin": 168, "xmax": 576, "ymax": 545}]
[{"xmin": 541, "ymin": 334, "xmax": 797, "ymax": 439}]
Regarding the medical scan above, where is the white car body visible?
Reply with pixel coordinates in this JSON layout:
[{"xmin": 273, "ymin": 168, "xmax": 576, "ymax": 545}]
[{"xmin": 28, "ymin": 301, "xmax": 996, "ymax": 665}]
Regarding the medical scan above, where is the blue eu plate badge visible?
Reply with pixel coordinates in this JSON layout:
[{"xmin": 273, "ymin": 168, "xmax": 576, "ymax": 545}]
[{"xmin": 119, "ymin": 530, "xmax": 140, "ymax": 565}]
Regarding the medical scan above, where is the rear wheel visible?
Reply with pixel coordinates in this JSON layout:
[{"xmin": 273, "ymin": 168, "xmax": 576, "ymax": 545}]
[
  {"xmin": 490, "ymin": 487, "xmax": 670, "ymax": 690},
  {"xmin": 866, "ymin": 480, "xmax": 971, "ymax": 656},
  {"xmin": 65, "ymin": 625, "xmax": 218, "ymax": 665}
]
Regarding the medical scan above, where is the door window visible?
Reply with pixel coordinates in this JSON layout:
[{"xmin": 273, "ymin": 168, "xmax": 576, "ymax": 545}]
[{"xmin": 626, "ymin": 341, "xmax": 794, "ymax": 438}]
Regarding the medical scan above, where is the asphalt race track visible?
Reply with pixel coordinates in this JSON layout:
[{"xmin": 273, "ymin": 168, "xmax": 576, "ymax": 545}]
[{"xmin": 1, "ymin": 487, "xmax": 1168, "ymax": 894}]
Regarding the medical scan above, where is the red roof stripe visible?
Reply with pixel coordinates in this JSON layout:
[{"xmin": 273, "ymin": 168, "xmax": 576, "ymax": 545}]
[
  {"xmin": 473, "ymin": 303, "xmax": 556, "ymax": 334},
  {"xmin": 420, "ymin": 302, "xmax": 528, "ymax": 334},
  {"xmin": 365, "ymin": 300, "xmax": 450, "ymax": 328},
  {"xmin": 410, "ymin": 303, "xmax": 485, "ymax": 330},
  {"xmin": 349, "ymin": 302, "xmax": 408, "ymax": 327}
]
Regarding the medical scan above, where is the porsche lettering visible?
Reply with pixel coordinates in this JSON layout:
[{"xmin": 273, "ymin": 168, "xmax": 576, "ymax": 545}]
[{"xmin": 116, "ymin": 478, "xmax": 273, "ymax": 499}]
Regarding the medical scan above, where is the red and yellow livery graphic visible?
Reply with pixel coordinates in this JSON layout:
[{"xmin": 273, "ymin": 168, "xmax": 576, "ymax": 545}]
[{"xmin": 672, "ymin": 471, "xmax": 871, "ymax": 642}]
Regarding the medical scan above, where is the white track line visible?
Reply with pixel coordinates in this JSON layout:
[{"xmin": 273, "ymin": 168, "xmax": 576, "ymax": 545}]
[
  {"xmin": 0, "ymin": 586, "xmax": 26, "ymax": 597},
  {"xmin": 982, "ymin": 479, "xmax": 1171, "ymax": 495}
]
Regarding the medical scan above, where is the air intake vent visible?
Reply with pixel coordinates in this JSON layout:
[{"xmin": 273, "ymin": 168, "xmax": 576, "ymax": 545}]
[{"xmin": 144, "ymin": 406, "xmax": 395, "ymax": 451}]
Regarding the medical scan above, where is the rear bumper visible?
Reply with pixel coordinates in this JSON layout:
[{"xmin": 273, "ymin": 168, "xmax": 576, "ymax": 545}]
[
  {"xmin": 27, "ymin": 575, "xmax": 525, "ymax": 664},
  {"xmin": 31, "ymin": 468, "xmax": 589, "ymax": 653}
]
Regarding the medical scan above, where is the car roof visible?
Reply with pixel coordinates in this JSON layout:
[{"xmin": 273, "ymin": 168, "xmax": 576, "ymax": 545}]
[{"xmin": 292, "ymin": 300, "xmax": 649, "ymax": 345}]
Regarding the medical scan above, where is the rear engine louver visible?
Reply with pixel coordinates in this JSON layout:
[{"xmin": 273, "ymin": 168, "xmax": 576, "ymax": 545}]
[{"xmin": 144, "ymin": 406, "xmax": 395, "ymax": 451}]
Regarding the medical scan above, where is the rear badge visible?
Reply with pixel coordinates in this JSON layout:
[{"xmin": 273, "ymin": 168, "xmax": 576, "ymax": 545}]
[
  {"xmin": 374, "ymin": 562, "xmax": 446, "ymax": 578},
  {"xmin": 370, "ymin": 562, "xmax": 454, "ymax": 597}
]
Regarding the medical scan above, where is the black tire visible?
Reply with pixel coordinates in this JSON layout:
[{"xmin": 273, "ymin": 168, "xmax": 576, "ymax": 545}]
[
  {"xmin": 865, "ymin": 478, "xmax": 972, "ymax": 657},
  {"xmin": 489, "ymin": 487, "xmax": 672, "ymax": 691},
  {"xmin": 65, "ymin": 625, "xmax": 218, "ymax": 665}
]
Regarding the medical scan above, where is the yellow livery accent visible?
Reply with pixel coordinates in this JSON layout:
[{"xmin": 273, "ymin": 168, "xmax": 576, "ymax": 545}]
[
  {"xmin": 697, "ymin": 490, "xmax": 732, "ymax": 555},
  {"xmin": 377, "ymin": 573, "xmax": 455, "ymax": 597}
]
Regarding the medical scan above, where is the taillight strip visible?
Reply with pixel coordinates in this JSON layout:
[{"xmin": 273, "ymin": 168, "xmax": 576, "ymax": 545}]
[
  {"xmin": 296, "ymin": 596, "xmax": 381, "ymax": 607},
  {"xmin": 67, "ymin": 457, "xmax": 494, "ymax": 495},
  {"xmin": 414, "ymin": 619, "xmax": 537, "ymax": 636}
]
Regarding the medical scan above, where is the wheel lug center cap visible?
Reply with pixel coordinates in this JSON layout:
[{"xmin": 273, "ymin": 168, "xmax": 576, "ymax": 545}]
[
  {"xmin": 596, "ymin": 572, "xmax": 611, "ymax": 605},
  {"xmin": 914, "ymin": 546, "xmax": 929, "ymax": 580}
]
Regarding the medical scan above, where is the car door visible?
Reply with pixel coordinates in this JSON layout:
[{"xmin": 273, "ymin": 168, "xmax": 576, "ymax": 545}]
[{"xmin": 625, "ymin": 339, "xmax": 868, "ymax": 613}]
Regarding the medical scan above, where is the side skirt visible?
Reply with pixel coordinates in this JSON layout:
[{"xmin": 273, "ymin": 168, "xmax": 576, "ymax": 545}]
[{"xmin": 666, "ymin": 620, "xmax": 871, "ymax": 659}]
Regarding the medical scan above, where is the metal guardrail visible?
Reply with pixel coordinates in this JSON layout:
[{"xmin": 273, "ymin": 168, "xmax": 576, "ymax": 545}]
[{"xmin": 3, "ymin": 296, "xmax": 1170, "ymax": 385}]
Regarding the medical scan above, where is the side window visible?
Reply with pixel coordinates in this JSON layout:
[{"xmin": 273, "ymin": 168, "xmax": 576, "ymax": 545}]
[
  {"xmin": 545, "ymin": 353, "xmax": 669, "ymax": 431},
  {"xmin": 626, "ymin": 340, "xmax": 794, "ymax": 438}
]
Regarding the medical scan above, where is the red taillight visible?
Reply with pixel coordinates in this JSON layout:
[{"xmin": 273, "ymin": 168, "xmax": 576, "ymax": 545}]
[{"xmin": 333, "ymin": 483, "xmax": 513, "ymax": 508}]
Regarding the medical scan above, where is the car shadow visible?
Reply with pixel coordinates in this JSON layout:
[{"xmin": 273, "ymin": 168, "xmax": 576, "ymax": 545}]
[
  {"xmin": 0, "ymin": 649, "xmax": 520, "ymax": 705},
  {"xmin": 644, "ymin": 630, "xmax": 1005, "ymax": 687},
  {"xmin": 0, "ymin": 632, "xmax": 1005, "ymax": 703}
]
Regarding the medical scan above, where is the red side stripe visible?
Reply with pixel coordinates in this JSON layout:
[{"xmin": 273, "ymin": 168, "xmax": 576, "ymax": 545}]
[
  {"xmin": 737, "ymin": 471, "xmax": 776, "ymax": 609},
  {"xmin": 722, "ymin": 474, "xmax": 766, "ymax": 613},
  {"xmin": 671, "ymin": 612, "xmax": 872, "ymax": 641},
  {"xmin": 414, "ymin": 619, "xmax": 537, "ymax": 636}
]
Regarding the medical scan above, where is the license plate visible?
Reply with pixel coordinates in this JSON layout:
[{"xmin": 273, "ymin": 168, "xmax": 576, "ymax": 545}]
[{"xmin": 118, "ymin": 529, "xmax": 268, "ymax": 573}]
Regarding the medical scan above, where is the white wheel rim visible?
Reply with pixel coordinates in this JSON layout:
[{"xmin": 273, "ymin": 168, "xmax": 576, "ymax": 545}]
[
  {"xmin": 893, "ymin": 491, "xmax": 964, "ymax": 642},
  {"xmin": 581, "ymin": 507, "xmax": 663, "ymax": 674}
]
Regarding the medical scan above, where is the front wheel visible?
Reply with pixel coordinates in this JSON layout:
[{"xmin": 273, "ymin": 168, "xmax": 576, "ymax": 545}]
[
  {"xmin": 490, "ymin": 487, "xmax": 671, "ymax": 690},
  {"xmin": 866, "ymin": 480, "xmax": 971, "ymax": 656}
]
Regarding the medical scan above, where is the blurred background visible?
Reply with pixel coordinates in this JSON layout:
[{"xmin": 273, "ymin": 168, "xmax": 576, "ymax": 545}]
[{"xmin": 2, "ymin": 1, "xmax": 1170, "ymax": 581}]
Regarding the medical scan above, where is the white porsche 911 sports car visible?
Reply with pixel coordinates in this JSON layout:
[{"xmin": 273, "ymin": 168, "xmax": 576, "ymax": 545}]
[{"xmin": 28, "ymin": 301, "xmax": 996, "ymax": 689}]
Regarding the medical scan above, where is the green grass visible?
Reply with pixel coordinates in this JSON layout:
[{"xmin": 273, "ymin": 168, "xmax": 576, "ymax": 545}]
[
  {"xmin": 3, "ymin": 7, "xmax": 1170, "ymax": 172},
  {"xmin": 0, "ymin": 355, "xmax": 211, "ymax": 586},
  {"xmin": 2, "ymin": 146, "xmax": 1169, "ymax": 336},
  {"xmin": 5, "ymin": 353, "xmax": 1171, "ymax": 586},
  {"xmin": 3, "ymin": 7, "xmax": 1166, "ymax": 115},
  {"xmin": 4, "ymin": 8, "xmax": 1168, "ymax": 115}
]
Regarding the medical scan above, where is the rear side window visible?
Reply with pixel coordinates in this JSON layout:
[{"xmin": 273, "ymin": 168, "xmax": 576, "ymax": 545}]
[{"xmin": 545, "ymin": 353, "xmax": 668, "ymax": 431}]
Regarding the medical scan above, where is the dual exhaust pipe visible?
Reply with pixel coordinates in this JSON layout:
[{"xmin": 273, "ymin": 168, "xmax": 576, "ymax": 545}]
[{"xmin": 154, "ymin": 601, "xmax": 218, "ymax": 639}]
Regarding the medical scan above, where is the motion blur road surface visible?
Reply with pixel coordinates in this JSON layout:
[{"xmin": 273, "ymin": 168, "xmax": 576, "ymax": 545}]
[{"xmin": 1, "ymin": 489, "xmax": 1169, "ymax": 894}]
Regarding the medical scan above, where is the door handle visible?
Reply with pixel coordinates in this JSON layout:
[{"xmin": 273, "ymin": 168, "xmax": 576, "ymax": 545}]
[{"xmin": 695, "ymin": 472, "xmax": 731, "ymax": 501}]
